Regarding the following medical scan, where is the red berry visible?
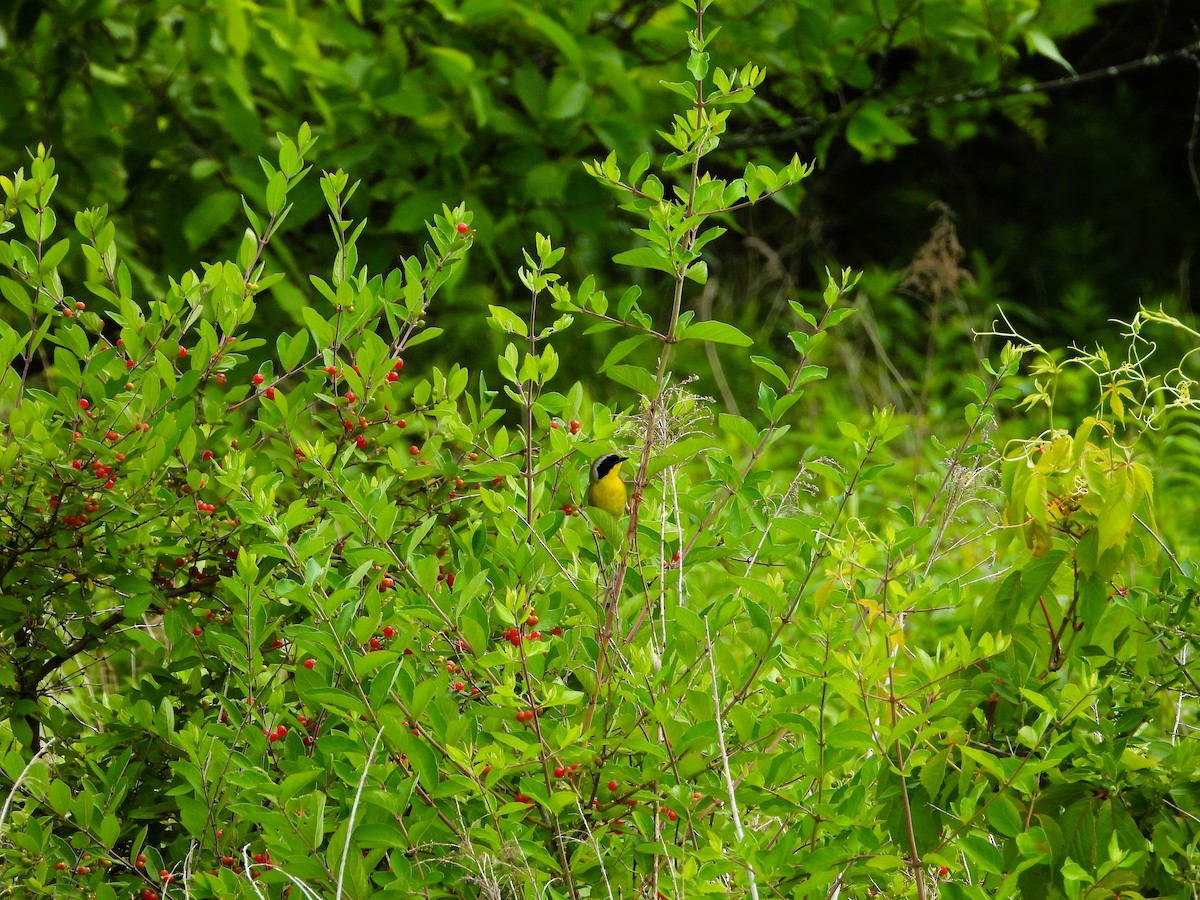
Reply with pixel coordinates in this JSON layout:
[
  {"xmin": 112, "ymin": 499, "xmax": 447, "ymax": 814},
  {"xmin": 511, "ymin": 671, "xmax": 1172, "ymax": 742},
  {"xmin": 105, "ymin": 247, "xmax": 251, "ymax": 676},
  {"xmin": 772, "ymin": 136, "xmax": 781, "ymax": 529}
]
[
  {"xmin": 78, "ymin": 398, "xmax": 89, "ymax": 409},
  {"xmin": 71, "ymin": 459, "xmax": 82, "ymax": 470},
  {"xmin": 553, "ymin": 766, "xmax": 566, "ymax": 778},
  {"xmin": 454, "ymin": 681, "xmax": 464, "ymax": 691},
  {"xmin": 265, "ymin": 386, "xmax": 276, "ymax": 400},
  {"xmin": 550, "ymin": 421, "xmax": 558, "ymax": 429},
  {"xmin": 569, "ymin": 419, "xmax": 581, "ymax": 434},
  {"xmin": 126, "ymin": 358, "xmax": 135, "ymax": 369},
  {"xmin": 214, "ymin": 372, "xmax": 226, "ymax": 384},
  {"xmin": 251, "ymin": 373, "xmax": 265, "ymax": 385},
  {"xmin": 607, "ymin": 780, "xmax": 618, "ymax": 791},
  {"xmin": 344, "ymin": 391, "xmax": 356, "ymax": 404},
  {"xmin": 355, "ymin": 434, "xmax": 367, "ymax": 449},
  {"xmin": 324, "ymin": 365, "xmax": 337, "ymax": 375},
  {"xmin": 667, "ymin": 810, "xmax": 677, "ymax": 821},
  {"xmin": 393, "ymin": 359, "xmax": 404, "ymax": 371},
  {"xmin": 468, "ymin": 452, "xmax": 478, "ymax": 461},
  {"xmin": 409, "ymin": 445, "xmax": 420, "ymax": 456},
  {"xmin": 387, "ymin": 371, "xmax": 399, "ymax": 382},
  {"xmin": 303, "ymin": 658, "xmax": 316, "ymax": 670},
  {"xmin": 202, "ymin": 449, "xmax": 215, "ymax": 461},
  {"xmin": 178, "ymin": 346, "xmax": 188, "ymax": 359},
  {"xmin": 105, "ymin": 430, "xmax": 119, "ymax": 441},
  {"xmin": 456, "ymin": 222, "xmax": 469, "ymax": 234},
  {"xmin": 382, "ymin": 625, "xmax": 397, "ymax": 638},
  {"xmin": 104, "ymin": 479, "xmax": 115, "ymax": 489}
]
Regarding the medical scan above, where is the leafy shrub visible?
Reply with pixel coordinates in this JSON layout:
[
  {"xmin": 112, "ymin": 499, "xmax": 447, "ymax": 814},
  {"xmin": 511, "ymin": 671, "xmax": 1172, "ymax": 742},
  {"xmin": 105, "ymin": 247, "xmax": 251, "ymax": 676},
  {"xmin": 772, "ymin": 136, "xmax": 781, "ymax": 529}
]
[{"xmin": 1, "ymin": 6, "xmax": 1198, "ymax": 900}]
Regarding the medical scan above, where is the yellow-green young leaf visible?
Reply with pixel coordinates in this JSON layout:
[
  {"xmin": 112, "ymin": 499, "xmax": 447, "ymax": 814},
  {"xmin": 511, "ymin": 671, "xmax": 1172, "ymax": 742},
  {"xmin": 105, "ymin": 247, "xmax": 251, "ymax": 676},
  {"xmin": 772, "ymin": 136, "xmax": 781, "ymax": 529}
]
[
  {"xmin": 679, "ymin": 320, "xmax": 752, "ymax": 346},
  {"xmin": 627, "ymin": 152, "xmax": 650, "ymax": 186},
  {"xmin": 404, "ymin": 326, "xmax": 444, "ymax": 348},
  {"xmin": 488, "ymin": 305, "xmax": 528, "ymax": 336},
  {"xmin": 612, "ymin": 247, "xmax": 675, "ymax": 274}
]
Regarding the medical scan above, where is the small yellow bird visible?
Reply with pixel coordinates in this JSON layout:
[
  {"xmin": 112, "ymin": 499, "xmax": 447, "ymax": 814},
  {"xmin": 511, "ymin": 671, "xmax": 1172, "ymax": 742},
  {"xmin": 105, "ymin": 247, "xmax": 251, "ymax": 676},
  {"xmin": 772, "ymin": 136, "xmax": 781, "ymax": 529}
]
[{"xmin": 588, "ymin": 453, "xmax": 628, "ymax": 515}]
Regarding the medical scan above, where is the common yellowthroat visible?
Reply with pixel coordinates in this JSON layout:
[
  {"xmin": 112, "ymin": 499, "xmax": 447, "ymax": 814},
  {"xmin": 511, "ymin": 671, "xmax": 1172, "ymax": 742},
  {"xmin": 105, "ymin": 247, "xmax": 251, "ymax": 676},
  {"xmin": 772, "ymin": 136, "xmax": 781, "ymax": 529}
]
[{"xmin": 588, "ymin": 453, "xmax": 628, "ymax": 516}]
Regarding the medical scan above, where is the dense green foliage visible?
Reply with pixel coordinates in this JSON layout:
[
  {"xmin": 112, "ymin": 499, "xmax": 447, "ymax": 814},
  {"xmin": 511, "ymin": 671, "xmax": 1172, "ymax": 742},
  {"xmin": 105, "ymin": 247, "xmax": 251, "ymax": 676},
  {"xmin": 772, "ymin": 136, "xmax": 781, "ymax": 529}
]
[
  {"xmin": 2, "ymin": 2, "xmax": 1200, "ymax": 899},
  {"xmin": 0, "ymin": 0, "xmax": 1140, "ymax": 347}
]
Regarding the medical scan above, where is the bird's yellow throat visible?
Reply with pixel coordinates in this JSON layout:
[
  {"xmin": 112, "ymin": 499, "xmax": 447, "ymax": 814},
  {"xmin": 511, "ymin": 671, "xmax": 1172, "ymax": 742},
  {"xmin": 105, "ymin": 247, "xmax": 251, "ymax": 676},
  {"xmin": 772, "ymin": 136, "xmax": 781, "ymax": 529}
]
[{"xmin": 588, "ymin": 454, "xmax": 628, "ymax": 515}]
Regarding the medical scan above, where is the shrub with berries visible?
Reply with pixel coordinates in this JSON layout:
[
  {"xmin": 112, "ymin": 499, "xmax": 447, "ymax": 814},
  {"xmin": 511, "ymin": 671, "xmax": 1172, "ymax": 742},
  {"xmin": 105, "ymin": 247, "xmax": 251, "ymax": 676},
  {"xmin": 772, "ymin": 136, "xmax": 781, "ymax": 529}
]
[{"xmin": 0, "ymin": 14, "xmax": 1197, "ymax": 900}]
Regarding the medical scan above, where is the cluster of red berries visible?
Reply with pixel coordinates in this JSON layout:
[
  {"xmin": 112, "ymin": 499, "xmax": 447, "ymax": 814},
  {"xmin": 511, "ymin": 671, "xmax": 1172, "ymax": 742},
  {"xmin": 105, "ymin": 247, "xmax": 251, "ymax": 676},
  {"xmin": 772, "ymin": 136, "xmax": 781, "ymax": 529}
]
[
  {"xmin": 263, "ymin": 724, "xmax": 288, "ymax": 743},
  {"xmin": 196, "ymin": 500, "xmax": 216, "ymax": 513},
  {"xmin": 515, "ymin": 709, "xmax": 536, "ymax": 723},
  {"xmin": 502, "ymin": 627, "xmax": 541, "ymax": 646}
]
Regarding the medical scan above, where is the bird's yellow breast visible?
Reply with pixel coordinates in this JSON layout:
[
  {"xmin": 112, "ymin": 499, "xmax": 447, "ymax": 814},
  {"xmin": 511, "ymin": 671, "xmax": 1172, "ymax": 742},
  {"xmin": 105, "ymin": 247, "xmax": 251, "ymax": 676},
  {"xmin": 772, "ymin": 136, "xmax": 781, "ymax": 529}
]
[{"xmin": 588, "ymin": 465, "xmax": 627, "ymax": 515}]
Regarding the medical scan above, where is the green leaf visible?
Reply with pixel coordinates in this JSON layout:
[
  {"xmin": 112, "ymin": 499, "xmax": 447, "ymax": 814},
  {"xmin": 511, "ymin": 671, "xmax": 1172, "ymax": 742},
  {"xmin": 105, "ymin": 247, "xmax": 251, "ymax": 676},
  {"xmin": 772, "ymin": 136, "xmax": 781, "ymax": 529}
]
[
  {"xmin": 487, "ymin": 305, "xmax": 529, "ymax": 337},
  {"xmin": 301, "ymin": 306, "xmax": 334, "ymax": 349},
  {"xmin": 719, "ymin": 413, "xmax": 758, "ymax": 448},
  {"xmin": 182, "ymin": 191, "xmax": 239, "ymax": 250},
  {"xmin": 606, "ymin": 364, "xmax": 657, "ymax": 397},
  {"xmin": 1026, "ymin": 31, "xmax": 1075, "ymax": 73},
  {"xmin": 612, "ymin": 247, "xmax": 675, "ymax": 275},
  {"xmin": 987, "ymin": 793, "xmax": 1025, "ymax": 838},
  {"xmin": 679, "ymin": 320, "xmax": 752, "ymax": 346}
]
